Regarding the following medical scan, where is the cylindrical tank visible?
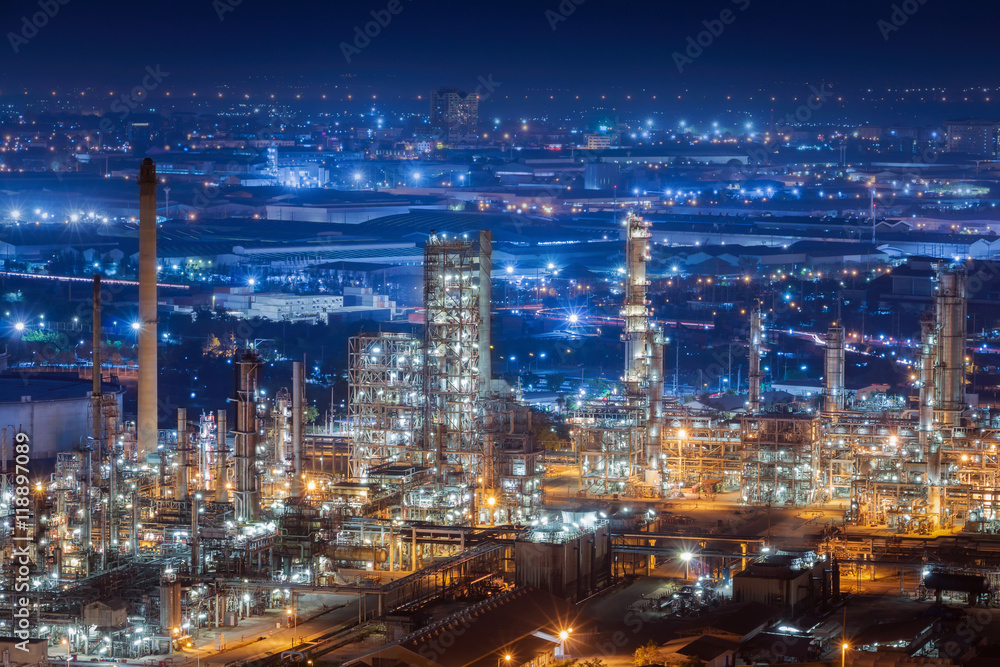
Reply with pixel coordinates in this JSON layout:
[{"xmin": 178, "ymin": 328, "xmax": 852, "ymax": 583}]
[
  {"xmin": 824, "ymin": 323, "xmax": 845, "ymax": 412},
  {"xmin": 934, "ymin": 269, "xmax": 967, "ymax": 424}
]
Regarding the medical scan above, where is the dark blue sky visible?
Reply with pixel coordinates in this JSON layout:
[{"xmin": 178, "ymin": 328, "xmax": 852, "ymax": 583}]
[{"xmin": 0, "ymin": 0, "xmax": 996, "ymax": 114}]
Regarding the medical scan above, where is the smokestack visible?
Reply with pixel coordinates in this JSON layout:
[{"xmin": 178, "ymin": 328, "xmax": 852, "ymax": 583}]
[
  {"xmin": 478, "ymin": 230, "xmax": 492, "ymax": 395},
  {"xmin": 137, "ymin": 158, "xmax": 158, "ymax": 460},
  {"xmin": 175, "ymin": 408, "xmax": 188, "ymax": 500},
  {"xmin": 824, "ymin": 322, "xmax": 845, "ymax": 413},
  {"xmin": 291, "ymin": 360, "xmax": 304, "ymax": 496},
  {"xmin": 92, "ymin": 275, "xmax": 102, "ymax": 447},
  {"xmin": 87, "ymin": 275, "xmax": 101, "ymax": 557},
  {"xmin": 748, "ymin": 308, "xmax": 763, "ymax": 414},
  {"xmin": 215, "ymin": 409, "xmax": 228, "ymax": 503}
]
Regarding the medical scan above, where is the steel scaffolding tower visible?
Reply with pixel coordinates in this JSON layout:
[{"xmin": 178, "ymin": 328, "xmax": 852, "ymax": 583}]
[
  {"xmin": 422, "ymin": 232, "xmax": 487, "ymax": 482},
  {"xmin": 348, "ymin": 332, "xmax": 424, "ymax": 479},
  {"xmin": 741, "ymin": 415, "xmax": 821, "ymax": 506},
  {"xmin": 572, "ymin": 403, "xmax": 645, "ymax": 496},
  {"xmin": 661, "ymin": 412, "xmax": 743, "ymax": 496}
]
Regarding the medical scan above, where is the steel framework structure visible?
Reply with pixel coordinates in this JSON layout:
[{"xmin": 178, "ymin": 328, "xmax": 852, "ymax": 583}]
[
  {"xmin": 572, "ymin": 403, "xmax": 645, "ymax": 496},
  {"xmin": 660, "ymin": 412, "xmax": 743, "ymax": 496},
  {"xmin": 348, "ymin": 332, "xmax": 424, "ymax": 479},
  {"xmin": 741, "ymin": 415, "xmax": 821, "ymax": 506},
  {"xmin": 422, "ymin": 233, "xmax": 485, "ymax": 481}
]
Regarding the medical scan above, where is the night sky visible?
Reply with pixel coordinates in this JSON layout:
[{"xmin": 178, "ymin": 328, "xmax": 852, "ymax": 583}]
[{"xmin": 1, "ymin": 0, "xmax": 998, "ymax": 120}]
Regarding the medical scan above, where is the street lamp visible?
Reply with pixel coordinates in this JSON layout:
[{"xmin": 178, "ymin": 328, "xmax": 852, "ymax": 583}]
[
  {"xmin": 498, "ymin": 654, "xmax": 512, "ymax": 667},
  {"xmin": 841, "ymin": 642, "xmax": 849, "ymax": 667},
  {"xmin": 487, "ymin": 495, "xmax": 496, "ymax": 526},
  {"xmin": 557, "ymin": 628, "xmax": 572, "ymax": 658},
  {"xmin": 680, "ymin": 551, "xmax": 693, "ymax": 580}
]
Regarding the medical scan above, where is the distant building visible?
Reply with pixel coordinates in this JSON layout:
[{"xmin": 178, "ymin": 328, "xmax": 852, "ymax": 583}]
[
  {"xmin": 83, "ymin": 599, "xmax": 128, "ymax": 629},
  {"xmin": 945, "ymin": 118, "xmax": 1000, "ymax": 156},
  {"xmin": 584, "ymin": 133, "xmax": 612, "ymax": 150},
  {"xmin": 732, "ymin": 552, "xmax": 832, "ymax": 616},
  {"xmin": 584, "ymin": 162, "xmax": 623, "ymax": 190},
  {"xmin": 430, "ymin": 88, "xmax": 478, "ymax": 143}
]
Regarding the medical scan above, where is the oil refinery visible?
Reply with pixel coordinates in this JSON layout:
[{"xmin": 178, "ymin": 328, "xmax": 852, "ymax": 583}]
[{"xmin": 2, "ymin": 158, "xmax": 1000, "ymax": 666}]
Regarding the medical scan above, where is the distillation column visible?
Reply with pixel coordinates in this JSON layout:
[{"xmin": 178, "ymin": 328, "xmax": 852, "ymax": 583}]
[
  {"xmin": 919, "ymin": 313, "xmax": 940, "ymax": 522},
  {"xmin": 934, "ymin": 269, "xmax": 967, "ymax": 426},
  {"xmin": 478, "ymin": 230, "xmax": 492, "ymax": 396},
  {"xmin": 621, "ymin": 213, "xmax": 663, "ymax": 472},
  {"xmin": 823, "ymin": 322, "xmax": 845, "ymax": 413},
  {"xmin": 648, "ymin": 336, "xmax": 664, "ymax": 456},
  {"xmin": 175, "ymin": 408, "xmax": 188, "ymax": 500},
  {"xmin": 137, "ymin": 158, "xmax": 158, "ymax": 460},
  {"xmin": 234, "ymin": 350, "xmax": 260, "ymax": 522},
  {"xmin": 215, "ymin": 409, "xmax": 229, "ymax": 503},
  {"xmin": 622, "ymin": 213, "xmax": 652, "ymax": 401}
]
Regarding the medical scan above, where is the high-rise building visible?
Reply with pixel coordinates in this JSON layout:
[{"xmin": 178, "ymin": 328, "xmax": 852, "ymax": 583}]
[
  {"xmin": 430, "ymin": 88, "xmax": 478, "ymax": 143},
  {"xmin": 945, "ymin": 118, "xmax": 1000, "ymax": 156}
]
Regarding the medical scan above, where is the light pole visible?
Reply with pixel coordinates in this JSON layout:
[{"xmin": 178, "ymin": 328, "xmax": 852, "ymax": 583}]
[
  {"xmin": 557, "ymin": 629, "xmax": 572, "ymax": 659},
  {"xmin": 680, "ymin": 551, "xmax": 693, "ymax": 580},
  {"xmin": 841, "ymin": 642, "xmax": 849, "ymax": 667},
  {"xmin": 498, "ymin": 654, "xmax": 511, "ymax": 667},
  {"xmin": 287, "ymin": 591, "xmax": 297, "ymax": 648}
]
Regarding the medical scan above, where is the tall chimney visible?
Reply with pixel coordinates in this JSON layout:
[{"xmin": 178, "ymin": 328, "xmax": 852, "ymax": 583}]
[
  {"xmin": 291, "ymin": 360, "xmax": 304, "ymax": 496},
  {"xmin": 92, "ymin": 275, "xmax": 102, "ymax": 448},
  {"xmin": 748, "ymin": 307, "xmax": 763, "ymax": 414},
  {"xmin": 88, "ymin": 275, "xmax": 101, "ymax": 556},
  {"xmin": 137, "ymin": 158, "xmax": 158, "ymax": 459}
]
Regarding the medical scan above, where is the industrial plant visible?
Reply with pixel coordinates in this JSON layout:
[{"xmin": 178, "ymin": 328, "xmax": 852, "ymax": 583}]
[{"xmin": 1, "ymin": 158, "xmax": 999, "ymax": 667}]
